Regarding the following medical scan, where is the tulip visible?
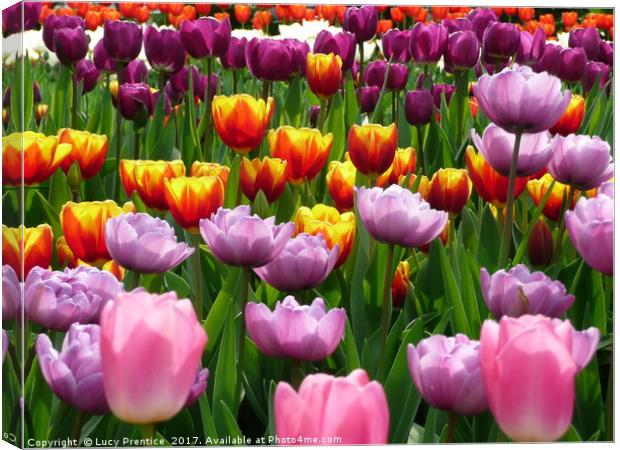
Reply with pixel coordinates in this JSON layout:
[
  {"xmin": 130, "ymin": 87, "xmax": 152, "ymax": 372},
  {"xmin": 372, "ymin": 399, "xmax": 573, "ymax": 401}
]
[
  {"xmin": 425, "ymin": 168, "xmax": 472, "ymax": 216},
  {"xmin": 565, "ymin": 191, "xmax": 613, "ymax": 276},
  {"xmin": 180, "ymin": 16, "xmax": 231, "ymax": 59},
  {"xmin": 168, "ymin": 65, "xmax": 217, "ymax": 103},
  {"xmin": 234, "ymin": 4, "xmax": 251, "ymax": 23},
  {"xmin": 36, "ymin": 324, "xmax": 109, "ymax": 414},
  {"xmin": 246, "ymin": 297, "xmax": 345, "ymax": 361},
  {"xmin": 2, "ymin": 132, "xmax": 72, "ymax": 186},
  {"xmin": 547, "ymin": 134, "xmax": 613, "ymax": 191},
  {"xmin": 275, "ymin": 369, "xmax": 389, "ymax": 444},
  {"xmin": 123, "ymin": 60, "xmax": 150, "ymax": 84},
  {"xmin": 103, "ymin": 19, "xmax": 143, "ymax": 63},
  {"xmin": 515, "ymin": 28, "xmax": 545, "ymax": 66},
  {"xmin": 246, "ymin": 38, "xmax": 296, "ymax": 81},
  {"xmin": 481, "ymin": 22, "xmax": 520, "ymax": 65},
  {"xmin": 240, "ymin": 157, "xmax": 287, "ymax": 203},
  {"xmin": 212, "ymin": 94, "xmax": 274, "ymax": 152},
  {"xmin": 376, "ymin": 147, "xmax": 417, "ymax": 187},
  {"xmin": 313, "ymin": 30, "xmax": 357, "ymax": 72},
  {"xmin": 409, "ymin": 22, "xmax": 448, "ymax": 64},
  {"xmin": 93, "ymin": 39, "xmax": 118, "ymax": 73},
  {"xmin": 549, "ymin": 95, "xmax": 585, "ymax": 136},
  {"xmin": 468, "ymin": 8, "xmax": 498, "ymax": 41},
  {"xmin": 444, "ymin": 30, "xmax": 480, "ymax": 72},
  {"xmin": 391, "ymin": 261, "xmax": 410, "ymax": 308},
  {"xmin": 533, "ymin": 43, "xmax": 562, "ymax": 76},
  {"xmin": 123, "ymin": 159, "xmax": 186, "ymax": 210},
  {"xmin": 598, "ymin": 41, "xmax": 613, "ymax": 66},
  {"xmin": 105, "ymin": 213, "xmax": 194, "ymax": 274},
  {"xmin": 190, "ymin": 162, "xmax": 230, "ymax": 186},
  {"xmin": 117, "ymin": 83, "xmax": 156, "ymax": 127},
  {"xmin": 408, "ymin": 334, "xmax": 488, "ymax": 415},
  {"xmin": 220, "ymin": 36, "xmax": 247, "ymax": 70},
  {"xmin": 580, "ymin": 27, "xmax": 602, "ymax": 61},
  {"xmin": 144, "ymin": 26, "xmax": 186, "ymax": 75},
  {"xmin": 3, "ymin": 224, "xmax": 53, "ymax": 280},
  {"xmin": 306, "ymin": 53, "xmax": 343, "ymax": 99},
  {"xmin": 569, "ymin": 28, "xmax": 585, "ymax": 48},
  {"xmin": 100, "ymin": 291, "xmax": 207, "ymax": 424},
  {"xmin": 480, "ymin": 315, "xmax": 599, "ymax": 441},
  {"xmin": 442, "ymin": 17, "xmax": 473, "ymax": 34},
  {"xmin": 326, "ymin": 160, "xmax": 356, "ymax": 212},
  {"xmin": 364, "ymin": 61, "xmax": 409, "ymax": 91},
  {"xmin": 163, "ymin": 176, "xmax": 225, "ymax": 231},
  {"xmin": 381, "ymin": 29, "xmax": 411, "ymax": 63},
  {"xmin": 583, "ymin": 61, "xmax": 610, "ymax": 93},
  {"xmin": 283, "ymin": 39, "xmax": 310, "ymax": 76},
  {"xmin": 74, "ymin": 59, "xmax": 100, "ymax": 94},
  {"xmin": 348, "ymin": 123, "xmax": 398, "ymax": 177},
  {"xmin": 43, "ymin": 15, "xmax": 84, "ymax": 52},
  {"xmin": 356, "ymin": 185, "xmax": 449, "ymax": 248},
  {"xmin": 404, "ymin": 90, "xmax": 434, "ymax": 126},
  {"xmin": 58, "ymin": 129, "xmax": 108, "ymax": 180},
  {"xmin": 527, "ymin": 174, "xmax": 578, "ymax": 222},
  {"xmin": 2, "ymin": 265, "xmax": 20, "ymax": 321},
  {"xmin": 2, "ymin": 2, "xmax": 42, "ymax": 36},
  {"xmin": 295, "ymin": 205, "xmax": 356, "ymax": 267},
  {"xmin": 528, "ymin": 218, "xmax": 554, "ymax": 267},
  {"xmin": 56, "ymin": 236, "xmax": 78, "ymax": 269},
  {"xmin": 432, "ymin": 84, "xmax": 456, "ymax": 109},
  {"xmin": 343, "ymin": 6, "xmax": 378, "ymax": 43},
  {"xmin": 557, "ymin": 47, "xmax": 587, "ymax": 83},
  {"xmin": 359, "ymin": 86, "xmax": 381, "ymax": 114},
  {"xmin": 268, "ymin": 126, "xmax": 333, "ymax": 184}
]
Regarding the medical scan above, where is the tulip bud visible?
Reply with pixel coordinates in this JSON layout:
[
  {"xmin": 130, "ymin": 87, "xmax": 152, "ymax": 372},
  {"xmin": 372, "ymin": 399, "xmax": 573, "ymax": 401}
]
[
  {"xmin": 425, "ymin": 168, "xmax": 472, "ymax": 216},
  {"xmin": 481, "ymin": 22, "xmax": 520, "ymax": 65},
  {"xmin": 360, "ymin": 86, "xmax": 380, "ymax": 114},
  {"xmin": 144, "ymin": 26, "xmax": 186, "ymax": 75},
  {"xmin": 326, "ymin": 159, "xmax": 356, "ymax": 212},
  {"xmin": 404, "ymin": 89, "xmax": 433, "ymax": 125},
  {"xmin": 67, "ymin": 161, "xmax": 83, "ymax": 193},
  {"xmin": 381, "ymin": 29, "xmax": 411, "ymax": 63},
  {"xmin": 75, "ymin": 59, "xmax": 100, "ymax": 94},
  {"xmin": 468, "ymin": 8, "xmax": 498, "ymax": 41},
  {"xmin": 583, "ymin": 61, "xmax": 610, "ymax": 93},
  {"xmin": 409, "ymin": 22, "xmax": 448, "ymax": 64},
  {"xmin": 558, "ymin": 47, "xmax": 587, "ymax": 82},
  {"xmin": 432, "ymin": 84, "xmax": 456, "ymax": 109},
  {"xmin": 117, "ymin": 83, "xmax": 156, "ymax": 128},
  {"xmin": 391, "ymin": 261, "xmax": 410, "ymax": 308},
  {"xmin": 528, "ymin": 218, "xmax": 553, "ymax": 266},
  {"xmin": 364, "ymin": 61, "xmax": 409, "ymax": 91},
  {"xmin": 313, "ymin": 30, "xmax": 357, "ymax": 71},
  {"xmin": 220, "ymin": 36, "xmax": 248, "ymax": 70},
  {"xmin": 445, "ymin": 30, "xmax": 480, "ymax": 73},
  {"xmin": 347, "ymin": 123, "xmax": 398, "ymax": 177},
  {"xmin": 246, "ymin": 38, "xmax": 296, "ymax": 81},
  {"xmin": 43, "ymin": 15, "xmax": 84, "ymax": 52},
  {"xmin": 103, "ymin": 19, "xmax": 144, "ymax": 63},
  {"xmin": 306, "ymin": 53, "xmax": 343, "ymax": 99},
  {"xmin": 93, "ymin": 39, "xmax": 118, "ymax": 73},
  {"xmin": 581, "ymin": 27, "xmax": 602, "ymax": 61},
  {"xmin": 54, "ymin": 27, "xmax": 89, "ymax": 65},
  {"xmin": 343, "ymin": 6, "xmax": 378, "ymax": 43},
  {"xmin": 35, "ymin": 104, "xmax": 49, "ymax": 126},
  {"xmin": 533, "ymin": 43, "xmax": 562, "ymax": 76}
]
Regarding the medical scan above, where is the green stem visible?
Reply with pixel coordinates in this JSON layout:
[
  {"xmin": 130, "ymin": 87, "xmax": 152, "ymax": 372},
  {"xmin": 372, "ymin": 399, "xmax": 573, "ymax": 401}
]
[
  {"xmin": 133, "ymin": 127, "xmax": 142, "ymax": 160},
  {"xmin": 261, "ymin": 80, "xmax": 271, "ymax": 103},
  {"xmin": 357, "ymin": 41, "xmax": 364, "ymax": 101},
  {"xmin": 497, "ymin": 131, "xmax": 523, "ymax": 267},
  {"xmin": 454, "ymin": 71, "xmax": 468, "ymax": 147},
  {"xmin": 113, "ymin": 106, "xmax": 123, "ymax": 202},
  {"xmin": 379, "ymin": 243, "xmax": 395, "ymax": 368},
  {"xmin": 232, "ymin": 70, "xmax": 238, "ymax": 94},
  {"xmin": 391, "ymin": 90, "xmax": 397, "ymax": 124},
  {"xmin": 173, "ymin": 107, "xmax": 180, "ymax": 151},
  {"xmin": 317, "ymin": 98, "xmax": 328, "ymax": 132},
  {"xmin": 238, "ymin": 266, "xmax": 250, "ymax": 370},
  {"xmin": 290, "ymin": 358, "xmax": 302, "ymax": 389},
  {"xmin": 445, "ymin": 413, "xmax": 457, "ymax": 443},
  {"xmin": 416, "ymin": 124, "xmax": 426, "ymax": 175},
  {"xmin": 71, "ymin": 77, "xmax": 79, "ymax": 129},
  {"xmin": 125, "ymin": 269, "xmax": 141, "ymax": 290},
  {"xmin": 192, "ymin": 235, "xmax": 203, "ymax": 321},
  {"xmin": 204, "ymin": 57, "xmax": 213, "ymax": 161},
  {"xmin": 141, "ymin": 424, "xmax": 155, "ymax": 440},
  {"xmin": 552, "ymin": 185, "xmax": 577, "ymax": 264},
  {"xmin": 72, "ymin": 411, "xmax": 85, "ymax": 442}
]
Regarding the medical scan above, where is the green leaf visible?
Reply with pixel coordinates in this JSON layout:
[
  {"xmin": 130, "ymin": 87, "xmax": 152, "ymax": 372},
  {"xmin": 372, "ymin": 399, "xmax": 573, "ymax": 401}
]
[
  {"xmin": 218, "ymin": 400, "xmax": 243, "ymax": 441},
  {"xmin": 47, "ymin": 170, "xmax": 72, "ymax": 212},
  {"xmin": 198, "ymin": 396, "xmax": 218, "ymax": 440},
  {"xmin": 223, "ymin": 155, "xmax": 241, "ymax": 209},
  {"xmin": 204, "ymin": 267, "xmax": 241, "ymax": 352},
  {"xmin": 164, "ymin": 272, "xmax": 192, "ymax": 298},
  {"xmin": 343, "ymin": 72, "xmax": 360, "ymax": 130},
  {"xmin": 11, "ymin": 52, "xmax": 34, "ymax": 131},
  {"xmin": 283, "ymin": 75, "xmax": 302, "ymax": 128},
  {"xmin": 477, "ymin": 204, "xmax": 501, "ymax": 272},
  {"xmin": 51, "ymin": 65, "xmax": 71, "ymax": 129},
  {"xmin": 343, "ymin": 319, "xmax": 361, "ymax": 372},
  {"xmin": 29, "ymin": 191, "xmax": 62, "ymax": 237},
  {"xmin": 437, "ymin": 241, "xmax": 471, "ymax": 336},
  {"xmin": 212, "ymin": 311, "xmax": 237, "ymax": 436}
]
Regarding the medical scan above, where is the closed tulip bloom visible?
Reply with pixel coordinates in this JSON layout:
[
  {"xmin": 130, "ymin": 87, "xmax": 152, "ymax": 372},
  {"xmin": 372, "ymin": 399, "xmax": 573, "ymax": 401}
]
[
  {"xmin": 283, "ymin": 39, "xmax": 310, "ymax": 76},
  {"xmin": 2, "ymin": 132, "xmax": 72, "ymax": 186},
  {"xmin": 583, "ymin": 61, "xmax": 610, "ymax": 93},
  {"xmin": 105, "ymin": 213, "xmax": 194, "ymax": 274},
  {"xmin": 144, "ymin": 26, "xmax": 186, "ymax": 75},
  {"xmin": 468, "ymin": 8, "xmax": 498, "ymax": 41},
  {"xmin": 527, "ymin": 174, "xmax": 578, "ymax": 222},
  {"xmin": 190, "ymin": 162, "xmax": 229, "ymax": 186},
  {"xmin": 240, "ymin": 157, "xmax": 287, "ymax": 203},
  {"xmin": 391, "ymin": 261, "xmax": 410, "ymax": 308},
  {"xmin": 246, "ymin": 296, "xmax": 345, "ymax": 361},
  {"xmin": 326, "ymin": 160, "xmax": 356, "ymax": 211},
  {"xmin": 180, "ymin": 16, "xmax": 231, "ymax": 59},
  {"xmin": 313, "ymin": 30, "xmax": 357, "ymax": 72},
  {"xmin": 377, "ymin": 147, "xmax": 416, "ymax": 187},
  {"xmin": 381, "ymin": 29, "xmax": 411, "ymax": 63},
  {"xmin": 93, "ymin": 39, "xmax": 117, "ymax": 73},
  {"xmin": 565, "ymin": 192, "xmax": 613, "ymax": 276},
  {"xmin": 348, "ymin": 123, "xmax": 398, "ymax": 177},
  {"xmin": 481, "ymin": 22, "xmax": 520, "ymax": 65},
  {"xmin": 43, "ymin": 15, "xmax": 85, "ymax": 52},
  {"xmin": 364, "ymin": 61, "xmax": 409, "ymax": 91},
  {"xmin": 100, "ymin": 291, "xmax": 207, "ymax": 424},
  {"xmin": 118, "ymin": 83, "xmax": 156, "ymax": 127},
  {"xmin": 268, "ymin": 126, "xmax": 333, "ymax": 184},
  {"xmin": 212, "ymin": 94, "xmax": 274, "ymax": 153},
  {"xmin": 409, "ymin": 22, "xmax": 448, "ymax": 64},
  {"xmin": 557, "ymin": 47, "xmax": 587, "ymax": 83},
  {"xmin": 2, "ymin": 1, "xmax": 42, "ymax": 36},
  {"xmin": 533, "ymin": 43, "xmax": 562, "ymax": 76},
  {"xmin": 473, "ymin": 65, "xmax": 571, "ymax": 134},
  {"xmin": 445, "ymin": 30, "xmax": 480, "ymax": 72},
  {"xmin": 528, "ymin": 218, "xmax": 554, "ymax": 267},
  {"xmin": 163, "ymin": 176, "xmax": 225, "ymax": 231},
  {"xmin": 547, "ymin": 134, "xmax": 613, "ymax": 190},
  {"xmin": 275, "ymin": 369, "xmax": 389, "ymax": 444},
  {"xmin": 128, "ymin": 160, "xmax": 186, "ymax": 210},
  {"xmin": 306, "ymin": 53, "xmax": 342, "ymax": 99},
  {"xmin": 103, "ymin": 19, "xmax": 143, "ymax": 62},
  {"xmin": 2, "ymin": 265, "xmax": 20, "ymax": 321},
  {"xmin": 36, "ymin": 324, "xmax": 109, "ymax": 414},
  {"xmin": 220, "ymin": 36, "xmax": 247, "ymax": 70},
  {"xmin": 580, "ymin": 26, "xmax": 601, "ymax": 61},
  {"xmin": 25, "ymin": 266, "xmax": 123, "ymax": 331},
  {"xmin": 123, "ymin": 60, "xmax": 150, "ymax": 84},
  {"xmin": 441, "ymin": 17, "xmax": 473, "ymax": 34},
  {"xmin": 432, "ymin": 84, "xmax": 456, "ymax": 109},
  {"xmin": 57, "ymin": 236, "xmax": 78, "ymax": 268},
  {"xmin": 515, "ymin": 28, "xmax": 545, "ymax": 66},
  {"xmin": 3, "ymin": 224, "xmax": 53, "ymax": 280},
  {"xmin": 360, "ymin": 86, "xmax": 380, "ymax": 114},
  {"xmin": 408, "ymin": 334, "xmax": 488, "ymax": 415},
  {"xmin": 471, "ymin": 124, "xmax": 552, "ymax": 177},
  {"xmin": 480, "ymin": 315, "xmax": 599, "ymax": 442},
  {"xmin": 425, "ymin": 168, "xmax": 472, "ymax": 216},
  {"xmin": 598, "ymin": 41, "xmax": 613, "ymax": 66},
  {"xmin": 343, "ymin": 6, "xmax": 378, "ymax": 43},
  {"xmin": 404, "ymin": 90, "xmax": 434, "ymax": 126},
  {"xmin": 74, "ymin": 59, "xmax": 100, "ymax": 94},
  {"xmin": 246, "ymin": 38, "xmax": 295, "ymax": 81},
  {"xmin": 356, "ymin": 185, "xmax": 448, "ymax": 247},
  {"xmin": 480, "ymin": 265, "xmax": 575, "ymax": 318},
  {"xmin": 58, "ymin": 129, "xmax": 108, "ymax": 180},
  {"xmin": 549, "ymin": 95, "xmax": 585, "ymax": 136}
]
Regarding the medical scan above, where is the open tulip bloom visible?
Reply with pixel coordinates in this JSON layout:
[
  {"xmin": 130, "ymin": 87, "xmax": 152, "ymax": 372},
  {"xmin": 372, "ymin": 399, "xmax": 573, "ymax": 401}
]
[{"xmin": 2, "ymin": 3, "xmax": 614, "ymax": 447}]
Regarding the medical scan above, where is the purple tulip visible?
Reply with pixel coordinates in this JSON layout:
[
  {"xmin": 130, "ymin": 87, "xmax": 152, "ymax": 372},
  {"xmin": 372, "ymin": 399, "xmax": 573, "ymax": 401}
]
[
  {"xmin": 533, "ymin": 43, "xmax": 562, "ymax": 76},
  {"xmin": 475, "ymin": 60, "xmax": 509, "ymax": 77},
  {"xmin": 54, "ymin": 27, "xmax": 89, "ymax": 66},
  {"xmin": 2, "ymin": 265, "xmax": 20, "ymax": 321},
  {"xmin": 481, "ymin": 22, "xmax": 520, "ymax": 65},
  {"xmin": 441, "ymin": 17, "xmax": 473, "ymax": 34},
  {"xmin": 409, "ymin": 22, "xmax": 448, "ymax": 64},
  {"xmin": 547, "ymin": 134, "xmax": 613, "ymax": 190},
  {"xmin": 93, "ymin": 39, "xmax": 117, "ymax": 74},
  {"xmin": 360, "ymin": 86, "xmax": 381, "ymax": 114},
  {"xmin": 199, "ymin": 205, "xmax": 294, "ymax": 268},
  {"xmin": 308, "ymin": 105, "xmax": 320, "ymax": 128},
  {"xmin": 343, "ymin": 6, "xmax": 378, "ymax": 43},
  {"xmin": 103, "ymin": 19, "xmax": 143, "ymax": 63},
  {"xmin": 283, "ymin": 38, "xmax": 310, "ymax": 76},
  {"xmin": 468, "ymin": 8, "xmax": 498, "ymax": 41},
  {"xmin": 583, "ymin": 61, "xmax": 610, "ymax": 93},
  {"xmin": 3, "ymin": 83, "xmax": 41, "ymax": 108},
  {"xmin": 75, "ymin": 59, "xmax": 100, "ymax": 94},
  {"xmin": 407, "ymin": 334, "xmax": 488, "ymax": 416},
  {"xmin": 581, "ymin": 27, "xmax": 602, "ymax": 61},
  {"xmin": 122, "ymin": 60, "xmax": 148, "ymax": 84},
  {"xmin": 168, "ymin": 67, "xmax": 217, "ymax": 104},
  {"xmin": 117, "ymin": 83, "xmax": 156, "ymax": 127},
  {"xmin": 515, "ymin": 28, "xmax": 545, "ymax": 66},
  {"xmin": 43, "ymin": 15, "xmax": 84, "ymax": 52},
  {"xmin": 381, "ymin": 29, "xmax": 411, "ymax": 63},
  {"xmin": 444, "ymin": 30, "xmax": 480, "ymax": 73},
  {"xmin": 432, "ymin": 84, "xmax": 456, "ymax": 109},
  {"xmin": 473, "ymin": 65, "xmax": 571, "ymax": 134},
  {"xmin": 557, "ymin": 47, "xmax": 587, "ymax": 83},
  {"xmin": 480, "ymin": 265, "xmax": 575, "ymax": 318},
  {"xmin": 253, "ymin": 234, "xmax": 339, "ymax": 292},
  {"xmin": 598, "ymin": 41, "xmax": 613, "ymax": 66},
  {"xmin": 105, "ymin": 213, "xmax": 194, "ymax": 274},
  {"xmin": 568, "ymin": 28, "xmax": 584, "ymax": 48},
  {"xmin": 313, "ymin": 30, "xmax": 357, "ymax": 71},
  {"xmin": 566, "ymin": 192, "xmax": 613, "ymax": 277},
  {"xmin": 246, "ymin": 38, "xmax": 295, "ymax": 82},
  {"xmin": 185, "ymin": 368, "xmax": 209, "ymax": 407},
  {"xmin": 364, "ymin": 60, "xmax": 408, "ymax": 91},
  {"xmin": 144, "ymin": 26, "xmax": 186, "ymax": 75},
  {"xmin": 220, "ymin": 36, "xmax": 247, "ymax": 70},
  {"xmin": 180, "ymin": 17, "xmax": 231, "ymax": 59},
  {"xmin": 36, "ymin": 323, "xmax": 109, "ymax": 414},
  {"xmin": 404, "ymin": 89, "xmax": 434, "ymax": 125},
  {"xmin": 2, "ymin": 1, "xmax": 42, "ymax": 36},
  {"xmin": 356, "ymin": 185, "xmax": 448, "ymax": 248},
  {"xmin": 245, "ymin": 297, "xmax": 346, "ymax": 361},
  {"xmin": 24, "ymin": 266, "xmax": 123, "ymax": 331},
  {"xmin": 471, "ymin": 124, "xmax": 552, "ymax": 177}
]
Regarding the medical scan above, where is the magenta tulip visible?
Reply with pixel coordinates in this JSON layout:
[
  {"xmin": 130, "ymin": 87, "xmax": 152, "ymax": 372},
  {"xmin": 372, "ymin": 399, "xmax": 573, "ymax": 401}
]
[
  {"xmin": 180, "ymin": 17, "xmax": 231, "ymax": 59},
  {"xmin": 314, "ymin": 30, "xmax": 357, "ymax": 71},
  {"xmin": 409, "ymin": 22, "xmax": 448, "ymax": 64},
  {"xmin": 144, "ymin": 26, "xmax": 186, "ymax": 75},
  {"xmin": 103, "ymin": 19, "xmax": 143, "ymax": 63}
]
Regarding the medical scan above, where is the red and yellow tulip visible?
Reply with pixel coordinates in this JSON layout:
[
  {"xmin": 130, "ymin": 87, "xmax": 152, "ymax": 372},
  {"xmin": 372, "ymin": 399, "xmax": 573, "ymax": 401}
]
[
  {"xmin": 191, "ymin": 161, "xmax": 230, "ymax": 187},
  {"xmin": 58, "ymin": 128, "xmax": 109, "ymax": 180},
  {"xmin": 391, "ymin": 260, "xmax": 410, "ymax": 308},
  {"xmin": 425, "ymin": 168, "xmax": 472, "ymax": 216},
  {"xmin": 120, "ymin": 159, "xmax": 186, "ymax": 210},
  {"xmin": 326, "ymin": 159, "xmax": 356, "ymax": 212},
  {"xmin": 239, "ymin": 156, "xmax": 288, "ymax": 203},
  {"xmin": 306, "ymin": 53, "xmax": 343, "ymax": 99},
  {"xmin": 2, "ymin": 224, "xmax": 53, "ymax": 280},
  {"xmin": 347, "ymin": 123, "xmax": 398, "ymax": 178},
  {"xmin": 163, "ymin": 176, "xmax": 225, "ymax": 231},
  {"xmin": 376, "ymin": 147, "xmax": 416, "ymax": 187},
  {"xmin": 527, "ymin": 173, "xmax": 579, "ymax": 222},
  {"xmin": 549, "ymin": 95, "xmax": 585, "ymax": 136}
]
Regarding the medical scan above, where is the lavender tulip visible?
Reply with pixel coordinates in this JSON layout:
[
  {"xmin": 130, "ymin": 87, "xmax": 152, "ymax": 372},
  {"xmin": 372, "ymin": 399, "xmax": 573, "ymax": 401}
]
[
  {"xmin": 144, "ymin": 26, "xmax": 186, "ymax": 75},
  {"xmin": 481, "ymin": 22, "xmax": 520, "ymax": 65},
  {"xmin": 480, "ymin": 265, "xmax": 575, "ymax": 318},
  {"xmin": 185, "ymin": 368, "xmax": 209, "ymax": 407},
  {"xmin": 75, "ymin": 59, "xmax": 100, "ymax": 94},
  {"xmin": 381, "ymin": 29, "xmax": 411, "ymax": 63},
  {"xmin": 360, "ymin": 86, "xmax": 381, "ymax": 114},
  {"xmin": 432, "ymin": 84, "xmax": 456, "ymax": 109},
  {"xmin": 36, "ymin": 324, "xmax": 109, "ymax": 414},
  {"xmin": 122, "ymin": 60, "xmax": 148, "ymax": 84},
  {"xmin": 547, "ymin": 134, "xmax": 613, "ymax": 190},
  {"xmin": 343, "ymin": 6, "xmax": 378, "ymax": 43},
  {"xmin": 2, "ymin": 1, "xmax": 42, "ymax": 36},
  {"xmin": 103, "ymin": 19, "xmax": 143, "ymax": 63},
  {"xmin": 117, "ymin": 83, "xmax": 156, "ymax": 127},
  {"xmin": 54, "ymin": 27, "xmax": 89, "ymax": 66},
  {"xmin": 558, "ymin": 47, "xmax": 587, "ymax": 83},
  {"xmin": 405, "ymin": 89, "xmax": 434, "ymax": 125},
  {"xmin": 407, "ymin": 334, "xmax": 488, "ymax": 415},
  {"xmin": 364, "ymin": 61, "xmax": 408, "ymax": 91},
  {"xmin": 409, "ymin": 22, "xmax": 448, "ymax": 64},
  {"xmin": 533, "ymin": 43, "xmax": 562, "ymax": 76},
  {"xmin": 445, "ymin": 30, "xmax": 480, "ymax": 73},
  {"xmin": 313, "ymin": 30, "xmax": 357, "ymax": 71},
  {"xmin": 180, "ymin": 17, "xmax": 231, "ymax": 59},
  {"xmin": 199, "ymin": 205, "xmax": 294, "ymax": 267},
  {"xmin": 24, "ymin": 266, "xmax": 123, "ymax": 331},
  {"xmin": 583, "ymin": 61, "xmax": 610, "ymax": 93},
  {"xmin": 220, "ymin": 36, "xmax": 247, "ymax": 70},
  {"xmin": 43, "ymin": 15, "xmax": 84, "ymax": 52},
  {"xmin": 580, "ymin": 27, "xmax": 602, "ymax": 61},
  {"xmin": 515, "ymin": 28, "xmax": 545, "ymax": 66},
  {"xmin": 253, "ymin": 234, "xmax": 339, "ymax": 292},
  {"xmin": 245, "ymin": 38, "xmax": 295, "ymax": 82},
  {"xmin": 441, "ymin": 17, "xmax": 473, "ymax": 34},
  {"xmin": 468, "ymin": 8, "xmax": 498, "ymax": 41},
  {"xmin": 356, "ymin": 185, "xmax": 448, "ymax": 248},
  {"xmin": 105, "ymin": 213, "xmax": 194, "ymax": 274},
  {"xmin": 245, "ymin": 297, "xmax": 346, "ymax": 361},
  {"xmin": 471, "ymin": 124, "xmax": 551, "ymax": 177},
  {"xmin": 93, "ymin": 39, "xmax": 117, "ymax": 74},
  {"xmin": 2, "ymin": 265, "xmax": 20, "ymax": 321}
]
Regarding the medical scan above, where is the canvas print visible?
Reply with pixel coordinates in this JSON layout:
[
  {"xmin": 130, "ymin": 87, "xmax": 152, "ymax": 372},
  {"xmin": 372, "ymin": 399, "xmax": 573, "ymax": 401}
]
[{"xmin": 1, "ymin": 2, "xmax": 614, "ymax": 447}]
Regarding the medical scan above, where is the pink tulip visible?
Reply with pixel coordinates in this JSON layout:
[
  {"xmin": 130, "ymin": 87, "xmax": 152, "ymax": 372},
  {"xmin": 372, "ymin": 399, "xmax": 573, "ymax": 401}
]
[
  {"xmin": 99, "ymin": 291, "xmax": 207, "ymax": 424},
  {"xmin": 274, "ymin": 369, "xmax": 389, "ymax": 444},
  {"xmin": 480, "ymin": 315, "xmax": 599, "ymax": 442}
]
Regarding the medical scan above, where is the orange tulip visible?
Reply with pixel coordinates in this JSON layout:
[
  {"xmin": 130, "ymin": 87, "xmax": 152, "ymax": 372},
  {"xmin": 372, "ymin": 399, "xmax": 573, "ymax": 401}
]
[
  {"xmin": 167, "ymin": 3, "xmax": 184, "ymax": 15},
  {"xmin": 234, "ymin": 4, "xmax": 251, "ymax": 23},
  {"xmin": 294, "ymin": 204, "xmax": 355, "ymax": 267},
  {"xmin": 268, "ymin": 126, "xmax": 333, "ymax": 185},
  {"xmin": 252, "ymin": 10, "xmax": 272, "ymax": 30},
  {"xmin": 304, "ymin": 8, "xmax": 315, "ymax": 21},
  {"xmin": 326, "ymin": 159, "xmax": 356, "ymax": 212},
  {"xmin": 195, "ymin": 4, "xmax": 212, "ymax": 15},
  {"xmin": 376, "ymin": 147, "xmax": 416, "ymax": 187},
  {"xmin": 212, "ymin": 94, "xmax": 274, "ymax": 153},
  {"xmin": 118, "ymin": 2, "xmax": 135, "ymax": 18},
  {"xmin": 391, "ymin": 260, "xmax": 410, "ymax": 308},
  {"xmin": 562, "ymin": 11, "xmax": 578, "ymax": 30},
  {"xmin": 56, "ymin": 235, "xmax": 78, "ymax": 268},
  {"xmin": 503, "ymin": 7, "xmax": 517, "ymax": 16},
  {"xmin": 3, "ymin": 224, "xmax": 53, "ymax": 280},
  {"xmin": 425, "ymin": 168, "xmax": 472, "ymax": 216},
  {"xmin": 3, "ymin": 131, "xmax": 71, "ymax": 186},
  {"xmin": 539, "ymin": 13, "xmax": 554, "ymax": 24},
  {"xmin": 465, "ymin": 146, "xmax": 528, "ymax": 209},
  {"xmin": 518, "ymin": 7, "xmax": 534, "ymax": 22},
  {"xmin": 191, "ymin": 161, "xmax": 230, "ymax": 187},
  {"xmin": 390, "ymin": 7, "xmax": 404, "ymax": 22},
  {"xmin": 240, "ymin": 156, "xmax": 288, "ymax": 203},
  {"xmin": 58, "ymin": 128, "xmax": 109, "ymax": 180},
  {"xmin": 469, "ymin": 96, "xmax": 479, "ymax": 117},
  {"xmin": 134, "ymin": 5, "xmax": 151, "ymax": 22},
  {"xmin": 527, "ymin": 174, "xmax": 579, "ymax": 222},
  {"xmin": 120, "ymin": 160, "xmax": 185, "ymax": 210},
  {"xmin": 549, "ymin": 95, "xmax": 585, "ymax": 136},
  {"xmin": 306, "ymin": 53, "xmax": 343, "ymax": 99},
  {"xmin": 431, "ymin": 6, "xmax": 448, "ymax": 21},
  {"xmin": 347, "ymin": 123, "xmax": 398, "ymax": 178},
  {"xmin": 402, "ymin": 6, "xmax": 421, "ymax": 18},
  {"xmin": 376, "ymin": 19, "xmax": 393, "ymax": 34},
  {"xmin": 163, "ymin": 176, "xmax": 225, "ymax": 231}
]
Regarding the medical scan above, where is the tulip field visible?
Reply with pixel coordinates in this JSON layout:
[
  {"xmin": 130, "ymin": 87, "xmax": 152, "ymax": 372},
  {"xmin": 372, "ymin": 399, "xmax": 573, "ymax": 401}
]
[{"xmin": 1, "ymin": 2, "xmax": 615, "ymax": 447}]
